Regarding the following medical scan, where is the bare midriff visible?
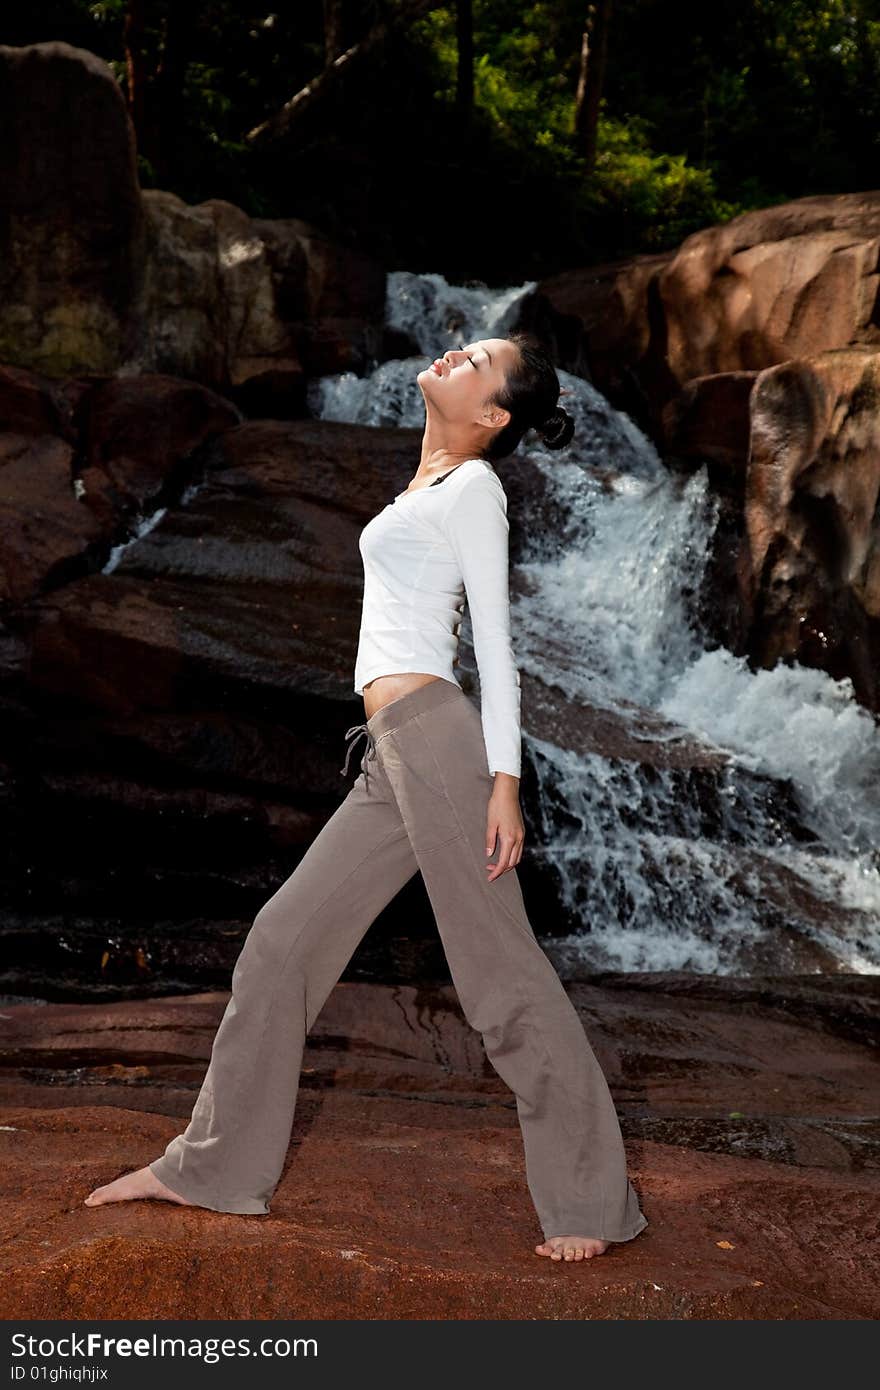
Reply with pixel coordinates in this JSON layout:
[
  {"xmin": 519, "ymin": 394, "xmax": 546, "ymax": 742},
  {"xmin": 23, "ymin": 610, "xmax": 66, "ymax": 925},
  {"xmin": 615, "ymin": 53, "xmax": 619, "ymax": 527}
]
[{"xmin": 362, "ymin": 673, "xmax": 449, "ymax": 720}]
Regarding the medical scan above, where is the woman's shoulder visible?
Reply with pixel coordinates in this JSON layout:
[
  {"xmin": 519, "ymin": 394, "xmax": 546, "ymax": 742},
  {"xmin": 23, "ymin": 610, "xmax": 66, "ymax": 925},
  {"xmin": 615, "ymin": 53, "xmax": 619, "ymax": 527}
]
[
  {"xmin": 456, "ymin": 458, "xmax": 506, "ymax": 496},
  {"xmin": 445, "ymin": 459, "xmax": 505, "ymax": 500},
  {"xmin": 467, "ymin": 456, "xmax": 501, "ymax": 480},
  {"xmin": 440, "ymin": 462, "xmax": 508, "ymax": 535}
]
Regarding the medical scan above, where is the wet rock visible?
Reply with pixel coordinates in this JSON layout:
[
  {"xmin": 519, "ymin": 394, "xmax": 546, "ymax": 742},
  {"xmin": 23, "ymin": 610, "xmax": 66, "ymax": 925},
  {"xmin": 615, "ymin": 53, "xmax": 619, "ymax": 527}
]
[
  {"xmin": 0, "ymin": 365, "xmax": 240, "ymax": 607},
  {"xmin": 743, "ymin": 347, "xmax": 880, "ymax": 710},
  {"xmin": 77, "ymin": 373, "xmax": 242, "ymax": 522},
  {"xmin": 0, "ymin": 396, "xmax": 875, "ymax": 987},
  {"xmin": 0, "ymin": 432, "xmax": 98, "ymax": 605},
  {"xmin": 25, "ymin": 418, "xmax": 408, "ymax": 721},
  {"xmin": 631, "ymin": 346, "xmax": 880, "ymax": 714},
  {"xmin": 662, "ymin": 370, "xmax": 758, "ymax": 478},
  {"xmin": 0, "ymin": 419, "xmax": 439, "ymax": 988}
]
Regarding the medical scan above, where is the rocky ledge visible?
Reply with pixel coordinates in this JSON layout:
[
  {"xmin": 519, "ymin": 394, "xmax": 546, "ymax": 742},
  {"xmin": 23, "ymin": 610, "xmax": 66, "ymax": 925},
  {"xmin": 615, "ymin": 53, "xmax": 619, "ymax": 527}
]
[{"xmin": 0, "ymin": 971, "xmax": 877, "ymax": 1320}]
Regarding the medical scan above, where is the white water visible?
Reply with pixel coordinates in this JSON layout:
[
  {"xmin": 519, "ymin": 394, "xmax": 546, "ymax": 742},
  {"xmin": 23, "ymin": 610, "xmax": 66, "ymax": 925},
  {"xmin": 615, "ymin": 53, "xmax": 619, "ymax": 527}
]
[
  {"xmin": 309, "ymin": 270, "xmax": 880, "ymax": 976},
  {"xmin": 101, "ymin": 482, "xmax": 202, "ymax": 575}
]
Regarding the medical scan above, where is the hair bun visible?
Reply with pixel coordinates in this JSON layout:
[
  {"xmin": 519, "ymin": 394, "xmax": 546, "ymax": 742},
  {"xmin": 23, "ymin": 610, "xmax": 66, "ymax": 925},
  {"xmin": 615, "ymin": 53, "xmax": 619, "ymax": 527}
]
[{"xmin": 537, "ymin": 406, "xmax": 575, "ymax": 450}]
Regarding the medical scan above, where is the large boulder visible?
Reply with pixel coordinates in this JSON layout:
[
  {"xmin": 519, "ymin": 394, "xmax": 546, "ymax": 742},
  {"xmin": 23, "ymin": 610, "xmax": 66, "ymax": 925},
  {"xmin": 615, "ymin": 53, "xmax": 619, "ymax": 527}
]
[
  {"xmin": 0, "ymin": 42, "xmax": 387, "ymax": 395},
  {"xmin": 135, "ymin": 192, "xmax": 387, "ymax": 400},
  {"xmin": 524, "ymin": 191, "xmax": 880, "ymax": 437},
  {"xmin": 0, "ymin": 414, "xmax": 433, "ymax": 988},
  {"xmin": 744, "ymin": 347, "xmax": 880, "ymax": 707},
  {"xmin": 0, "ymin": 42, "xmax": 145, "ymax": 377},
  {"xmin": 0, "ymin": 364, "xmax": 240, "ymax": 605},
  {"xmin": 658, "ymin": 347, "xmax": 880, "ymax": 711}
]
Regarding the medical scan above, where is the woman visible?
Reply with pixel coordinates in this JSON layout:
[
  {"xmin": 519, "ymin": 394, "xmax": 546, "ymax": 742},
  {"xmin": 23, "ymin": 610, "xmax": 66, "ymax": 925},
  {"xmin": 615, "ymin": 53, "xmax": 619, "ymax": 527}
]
[{"xmin": 85, "ymin": 331, "xmax": 648, "ymax": 1264}]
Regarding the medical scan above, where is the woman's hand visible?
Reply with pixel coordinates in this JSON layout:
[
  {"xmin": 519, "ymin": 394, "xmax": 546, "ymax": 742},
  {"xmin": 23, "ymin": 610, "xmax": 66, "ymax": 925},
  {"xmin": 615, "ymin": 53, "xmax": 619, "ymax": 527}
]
[{"xmin": 485, "ymin": 773, "xmax": 524, "ymax": 880}]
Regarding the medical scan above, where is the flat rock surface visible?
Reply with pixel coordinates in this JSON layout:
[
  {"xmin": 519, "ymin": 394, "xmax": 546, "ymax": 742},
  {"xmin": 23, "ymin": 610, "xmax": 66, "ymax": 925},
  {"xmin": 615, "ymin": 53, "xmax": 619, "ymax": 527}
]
[{"xmin": 1, "ymin": 974, "xmax": 878, "ymax": 1320}]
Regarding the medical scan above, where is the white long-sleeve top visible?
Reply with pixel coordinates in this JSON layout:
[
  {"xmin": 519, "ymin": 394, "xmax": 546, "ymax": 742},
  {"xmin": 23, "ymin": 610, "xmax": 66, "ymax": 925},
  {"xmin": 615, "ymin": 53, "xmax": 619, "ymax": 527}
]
[{"xmin": 354, "ymin": 457, "xmax": 522, "ymax": 778}]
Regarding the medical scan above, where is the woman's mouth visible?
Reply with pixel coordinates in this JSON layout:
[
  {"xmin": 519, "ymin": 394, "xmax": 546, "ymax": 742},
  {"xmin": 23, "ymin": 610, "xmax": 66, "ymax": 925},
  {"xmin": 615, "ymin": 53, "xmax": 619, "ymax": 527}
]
[{"xmin": 431, "ymin": 359, "xmax": 446, "ymax": 376}]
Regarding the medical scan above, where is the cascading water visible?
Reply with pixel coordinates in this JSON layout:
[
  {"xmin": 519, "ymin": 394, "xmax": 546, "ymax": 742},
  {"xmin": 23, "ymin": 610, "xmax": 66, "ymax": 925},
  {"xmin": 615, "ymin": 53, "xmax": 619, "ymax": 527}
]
[{"xmin": 309, "ymin": 270, "xmax": 880, "ymax": 977}]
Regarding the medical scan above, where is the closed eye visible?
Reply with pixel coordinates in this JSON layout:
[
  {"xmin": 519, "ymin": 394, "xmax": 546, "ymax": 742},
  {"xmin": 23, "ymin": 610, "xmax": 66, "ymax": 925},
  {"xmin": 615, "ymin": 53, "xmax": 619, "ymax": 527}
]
[{"xmin": 456, "ymin": 343, "xmax": 478, "ymax": 368}]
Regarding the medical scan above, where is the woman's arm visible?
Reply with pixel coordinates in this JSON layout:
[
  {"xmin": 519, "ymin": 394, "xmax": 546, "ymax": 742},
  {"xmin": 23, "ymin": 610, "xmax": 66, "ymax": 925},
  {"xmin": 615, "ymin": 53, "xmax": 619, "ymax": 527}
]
[
  {"xmin": 441, "ymin": 475, "xmax": 525, "ymax": 878},
  {"xmin": 440, "ymin": 477, "xmax": 522, "ymax": 780}
]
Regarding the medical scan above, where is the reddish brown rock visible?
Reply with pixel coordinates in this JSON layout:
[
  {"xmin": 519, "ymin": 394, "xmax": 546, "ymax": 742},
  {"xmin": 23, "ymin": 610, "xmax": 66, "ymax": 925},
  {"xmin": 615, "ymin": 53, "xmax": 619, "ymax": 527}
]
[
  {"xmin": 0, "ymin": 975, "xmax": 877, "ymax": 1319},
  {"xmin": 643, "ymin": 345, "xmax": 880, "ymax": 712},
  {"xmin": 0, "ymin": 432, "xmax": 100, "ymax": 604},
  {"xmin": 658, "ymin": 195, "xmax": 880, "ymax": 386},
  {"xmin": 79, "ymin": 374, "xmax": 242, "ymax": 519},
  {"xmin": 0, "ymin": 419, "xmax": 432, "ymax": 982},
  {"xmin": 25, "ymin": 418, "xmax": 410, "ymax": 722},
  {"xmin": 526, "ymin": 191, "xmax": 880, "ymax": 434},
  {"xmin": 519, "ymin": 249, "xmax": 676, "ymax": 420},
  {"xmin": 0, "ymin": 364, "xmax": 76, "ymax": 440},
  {"xmin": 0, "ymin": 367, "xmax": 240, "ymax": 605},
  {"xmin": 661, "ymin": 370, "xmax": 758, "ymax": 477},
  {"xmin": 743, "ymin": 347, "xmax": 880, "ymax": 708}
]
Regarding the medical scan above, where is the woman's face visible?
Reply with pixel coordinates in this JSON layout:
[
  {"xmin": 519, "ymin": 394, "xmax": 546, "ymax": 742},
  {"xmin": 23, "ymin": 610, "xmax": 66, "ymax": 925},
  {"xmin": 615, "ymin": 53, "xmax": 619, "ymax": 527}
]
[{"xmin": 417, "ymin": 336, "xmax": 518, "ymax": 434}]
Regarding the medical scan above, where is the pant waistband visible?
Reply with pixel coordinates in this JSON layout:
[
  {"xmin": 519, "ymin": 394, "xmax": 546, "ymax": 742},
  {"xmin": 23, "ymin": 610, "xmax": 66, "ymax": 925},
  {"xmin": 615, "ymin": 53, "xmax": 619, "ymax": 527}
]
[{"xmin": 365, "ymin": 677, "xmax": 465, "ymax": 742}]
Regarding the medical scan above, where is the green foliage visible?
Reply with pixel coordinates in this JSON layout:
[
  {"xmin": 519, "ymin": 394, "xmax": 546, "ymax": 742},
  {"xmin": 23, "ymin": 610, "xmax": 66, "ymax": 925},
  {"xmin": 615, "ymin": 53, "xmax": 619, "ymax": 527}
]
[
  {"xmin": 415, "ymin": 4, "xmax": 578, "ymax": 163},
  {"xmin": 411, "ymin": 4, "xmax": 744, "ymax": 255},
  {"xmin": 583, "ymin": 115, "xmax": 745, "ymax": 251},
  {"xmin": 606, "ymin": 0, "xmax": 880, "ymax": 202}
]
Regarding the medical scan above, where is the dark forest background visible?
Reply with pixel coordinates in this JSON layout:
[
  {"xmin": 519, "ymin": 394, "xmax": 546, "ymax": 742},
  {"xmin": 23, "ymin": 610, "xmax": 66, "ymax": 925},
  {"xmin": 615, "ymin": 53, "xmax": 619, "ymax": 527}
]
[{"xmin": 4, "ymin": 1, "xmax": 880, "ymax": 281}]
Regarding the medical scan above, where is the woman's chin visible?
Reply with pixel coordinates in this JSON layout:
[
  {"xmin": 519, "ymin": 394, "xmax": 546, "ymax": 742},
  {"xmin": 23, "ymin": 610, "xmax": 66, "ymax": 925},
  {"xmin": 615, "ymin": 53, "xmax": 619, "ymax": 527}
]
[{"xmin": 416, "ymin": 370, "xmax": 435, "ymax": 396}]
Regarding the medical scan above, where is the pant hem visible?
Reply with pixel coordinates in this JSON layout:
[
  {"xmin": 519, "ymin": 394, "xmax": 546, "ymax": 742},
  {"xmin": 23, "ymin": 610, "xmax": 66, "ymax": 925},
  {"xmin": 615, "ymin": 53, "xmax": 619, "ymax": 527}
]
[
  {"xmin": 541, "ymin": 1216, "xmax": 648, "ymax": 1243},
  {"xmin": 148, "ymin": 1158, "xmax": 271, "ymax": 1216}
]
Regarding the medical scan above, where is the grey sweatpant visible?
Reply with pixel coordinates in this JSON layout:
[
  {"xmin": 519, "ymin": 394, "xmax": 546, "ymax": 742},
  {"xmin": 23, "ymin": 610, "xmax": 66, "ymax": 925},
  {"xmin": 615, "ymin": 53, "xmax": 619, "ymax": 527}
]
[{"xmin": 149, "ymin": 677, "xmax": 648, "ymax": 1242}]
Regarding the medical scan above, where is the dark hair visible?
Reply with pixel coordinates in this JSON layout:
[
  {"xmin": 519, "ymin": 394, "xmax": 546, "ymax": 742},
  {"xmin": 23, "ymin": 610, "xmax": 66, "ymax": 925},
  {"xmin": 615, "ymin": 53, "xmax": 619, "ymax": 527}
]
[{"xmin": 482, "ymin": 331, "xmax": 575, "ymax": 461}]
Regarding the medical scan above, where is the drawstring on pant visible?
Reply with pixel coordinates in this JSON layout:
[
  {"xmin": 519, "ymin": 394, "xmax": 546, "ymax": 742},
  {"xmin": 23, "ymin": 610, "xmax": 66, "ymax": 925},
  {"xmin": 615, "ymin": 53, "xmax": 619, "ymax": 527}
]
[{"xmin": 340, "ymin": 722, "xmax": 377, "ymax": 782}]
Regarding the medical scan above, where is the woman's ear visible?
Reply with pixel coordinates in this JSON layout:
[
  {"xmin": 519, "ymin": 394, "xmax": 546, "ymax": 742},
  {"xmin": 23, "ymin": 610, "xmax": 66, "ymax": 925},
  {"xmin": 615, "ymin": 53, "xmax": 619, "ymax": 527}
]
[{"xmin": 482, "ymin": 403, "xmax": 511, "ymax": 430}]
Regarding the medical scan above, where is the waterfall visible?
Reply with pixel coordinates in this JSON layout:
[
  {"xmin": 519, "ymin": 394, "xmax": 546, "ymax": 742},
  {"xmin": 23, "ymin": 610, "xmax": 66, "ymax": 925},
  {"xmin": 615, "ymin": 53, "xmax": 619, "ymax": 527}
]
[
  {"xmin": 310, "ymin": 269, "xmax": 880, "ymax": 976},
  {"xmin": 101, "ymin": 482, "xmax": 203, "ymax": 575}
]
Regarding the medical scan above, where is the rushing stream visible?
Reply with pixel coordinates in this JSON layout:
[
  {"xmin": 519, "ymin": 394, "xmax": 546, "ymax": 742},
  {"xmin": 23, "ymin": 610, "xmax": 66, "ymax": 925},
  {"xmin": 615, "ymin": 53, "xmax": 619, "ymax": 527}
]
[{"xmin": 307, "ymin": 270, "xmax": 880, "ymax": 977}]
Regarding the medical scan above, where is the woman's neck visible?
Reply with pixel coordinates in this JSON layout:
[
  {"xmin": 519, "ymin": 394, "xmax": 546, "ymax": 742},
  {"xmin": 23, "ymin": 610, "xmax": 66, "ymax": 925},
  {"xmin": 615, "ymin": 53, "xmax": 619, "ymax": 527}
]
[{"xmin": 417, "ymin": 447, "xmax": 482, "ymax": 475}]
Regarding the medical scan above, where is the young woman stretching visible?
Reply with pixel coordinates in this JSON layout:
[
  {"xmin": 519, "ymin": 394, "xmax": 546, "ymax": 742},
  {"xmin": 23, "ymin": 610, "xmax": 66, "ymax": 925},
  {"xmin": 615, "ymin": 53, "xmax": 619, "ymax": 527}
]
[{"xmin": 85, "ymin": 331, "xmax": 648, "ymax": 1263}]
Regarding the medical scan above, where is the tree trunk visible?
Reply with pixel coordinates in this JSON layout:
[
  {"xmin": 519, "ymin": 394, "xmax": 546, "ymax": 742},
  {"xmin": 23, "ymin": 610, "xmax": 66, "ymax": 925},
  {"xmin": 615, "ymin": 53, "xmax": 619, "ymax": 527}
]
[
  {"xmin": 456, "ymin": 0, "xmax": 474, "ymax": 124},
  {"xmin": 323, "ymin": 0, "xmax": 347, "ymax": 66},
  {"xmin": 246, "ymin": 0, "xmax": 447, "ymax": 147},
  {"xmin": 123, "ymin": 0, "xmax": 148, "ymax": 158},
  {"xmin": 153, "ymin": 1, "xmax": 197, "ymax": 184},
  {"xmin": 574, "ymin": 0, "xmax": 613, "ymax": 173}
]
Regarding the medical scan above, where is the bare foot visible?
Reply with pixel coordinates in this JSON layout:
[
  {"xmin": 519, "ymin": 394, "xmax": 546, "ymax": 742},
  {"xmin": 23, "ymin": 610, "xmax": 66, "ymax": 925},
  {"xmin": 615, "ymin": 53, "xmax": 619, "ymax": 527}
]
[
  {"xmin": 535, "ymin": 1234, "xmax": 610, "ymax": 1261},
  {"xmin": 84, "ymin": 1165, "xmax": 194, "ymax": 1208}
]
